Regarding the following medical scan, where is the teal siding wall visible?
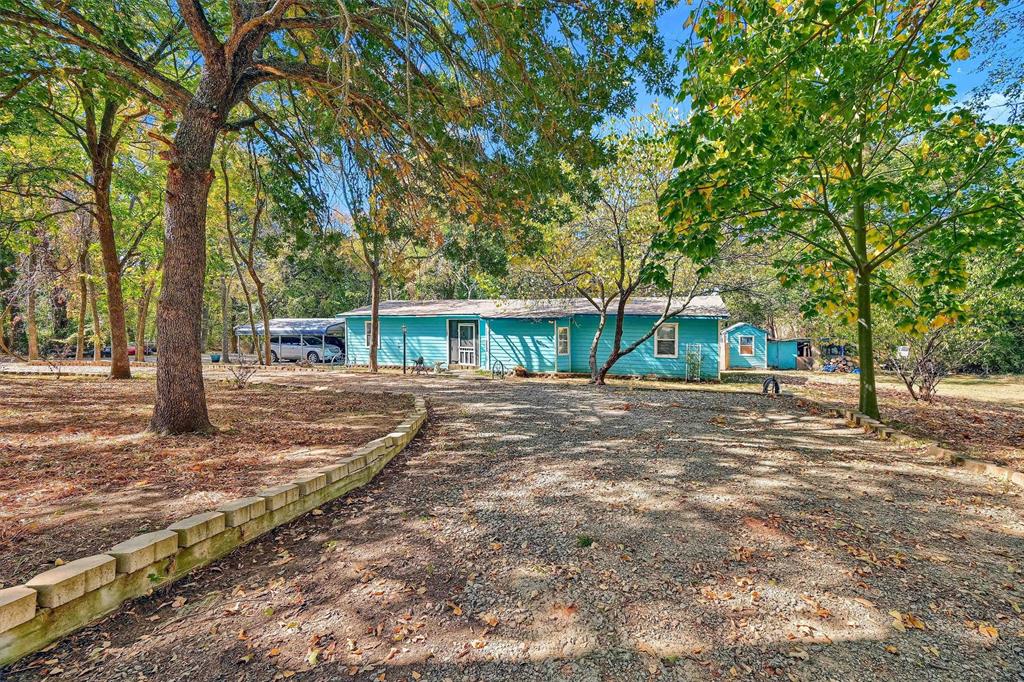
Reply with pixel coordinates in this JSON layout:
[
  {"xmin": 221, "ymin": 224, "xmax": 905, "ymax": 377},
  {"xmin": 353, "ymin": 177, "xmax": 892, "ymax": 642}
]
[
  {"xmin": 344, "ymin": 315, "xmax": 477, "ymax": 367},
  {"xmin": 487, "ymin": 318, "xmax": 557, "ymax": 373},
  {"xmin": 569, "ymin": 315, "xmax": 720, "ymax": 379},
  {"xmin": 725, "ymin": 323, "xmax": 768, "ymax": 369},
  {"xmin": 342, "ymin": 312, "xmax": 723, "ymax": 378},
  {"xmin": 768, "ymin": 339, "xmax": 798, "ymax": 370}
]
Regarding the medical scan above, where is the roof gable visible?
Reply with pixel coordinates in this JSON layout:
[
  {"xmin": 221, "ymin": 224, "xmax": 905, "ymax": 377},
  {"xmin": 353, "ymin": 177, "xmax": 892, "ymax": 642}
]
[{"xmin": 722, "ymin": 322, "xmax": 767, "ymax": 335}]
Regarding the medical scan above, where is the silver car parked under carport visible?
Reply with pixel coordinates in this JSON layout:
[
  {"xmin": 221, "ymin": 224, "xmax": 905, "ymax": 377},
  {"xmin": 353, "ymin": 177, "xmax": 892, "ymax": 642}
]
[{"xmin": 269, "ymin": 335, "xmax": 342, "ymax": 363}]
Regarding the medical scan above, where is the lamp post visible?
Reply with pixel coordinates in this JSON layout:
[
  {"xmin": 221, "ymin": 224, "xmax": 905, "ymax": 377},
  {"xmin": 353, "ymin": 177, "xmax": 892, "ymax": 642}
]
[{"xmin": 402, "ymin": 324, "xmax": 408, "ymax": 374}]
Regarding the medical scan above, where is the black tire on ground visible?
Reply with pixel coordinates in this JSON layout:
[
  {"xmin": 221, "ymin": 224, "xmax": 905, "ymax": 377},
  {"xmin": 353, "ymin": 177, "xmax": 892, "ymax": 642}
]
[
  {"xmin": 306, "ymin": 351, "xmax": 320, "ymax": 364},
  {"xmin": 270, "ymin": 351, "xmax": 279, "ymax": 363}
]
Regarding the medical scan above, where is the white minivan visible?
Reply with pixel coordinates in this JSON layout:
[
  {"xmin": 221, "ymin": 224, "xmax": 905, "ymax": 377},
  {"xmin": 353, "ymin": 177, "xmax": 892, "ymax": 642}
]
[{"xmin": 269, "ymin": 335, "xmax": 343, "ymax": 363}]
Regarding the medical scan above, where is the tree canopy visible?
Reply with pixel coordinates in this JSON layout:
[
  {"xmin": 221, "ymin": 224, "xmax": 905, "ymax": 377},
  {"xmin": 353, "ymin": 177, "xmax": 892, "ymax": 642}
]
[{"xmin": 660, "ymin": 0, "xmax": 1024, "ymax": 418}]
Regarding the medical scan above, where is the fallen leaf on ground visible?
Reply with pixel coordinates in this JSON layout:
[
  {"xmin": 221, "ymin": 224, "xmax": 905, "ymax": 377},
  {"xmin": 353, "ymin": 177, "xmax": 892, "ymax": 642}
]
[{"xmin": 978, "ymin": 624, "xmax": 999, "ymax": 639}]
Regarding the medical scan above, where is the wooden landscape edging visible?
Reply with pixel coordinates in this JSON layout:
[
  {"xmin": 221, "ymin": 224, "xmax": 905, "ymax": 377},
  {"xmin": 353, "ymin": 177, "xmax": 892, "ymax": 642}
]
[
  {"xmin": 0, "ymin": 396, "xmax": 428, "ymax": 666},
  {"xmin": 796, "ymin": 397, "xmax": 1024, "ymax": 490}
]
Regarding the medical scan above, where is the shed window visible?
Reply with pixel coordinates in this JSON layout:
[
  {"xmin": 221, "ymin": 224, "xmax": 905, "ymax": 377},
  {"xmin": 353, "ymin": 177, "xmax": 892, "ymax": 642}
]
[
  {"xmin": 557, "ymin": 327, "xmax": 570, "ymax": 355},
  {"xmin": 654, "ymin": 323, "xmax": 678, "ymax": 358},
  {"xmin": 738, "ymin": 335, "xmax": 755, "ymax": 356},
  {"xmin": 364, "ymin": 321, "xmax": 375, "ymax": 348}
]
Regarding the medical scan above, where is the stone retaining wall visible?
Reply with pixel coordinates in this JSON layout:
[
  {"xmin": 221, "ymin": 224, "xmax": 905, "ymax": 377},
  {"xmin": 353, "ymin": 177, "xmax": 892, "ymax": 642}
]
[{"xmin": 0, "ymin": 396, "xmax": 428, "ymax": 666}]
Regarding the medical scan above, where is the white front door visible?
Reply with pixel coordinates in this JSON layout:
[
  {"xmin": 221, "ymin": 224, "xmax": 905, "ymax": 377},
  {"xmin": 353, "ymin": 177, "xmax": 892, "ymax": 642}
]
[{"xmin": 457, "ymin": 323, "xmax": 477, "ymax": 366}]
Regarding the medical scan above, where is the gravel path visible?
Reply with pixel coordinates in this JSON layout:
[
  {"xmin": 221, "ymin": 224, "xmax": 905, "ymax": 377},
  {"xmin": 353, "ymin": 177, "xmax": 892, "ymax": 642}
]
[{"xmin": 5, "ymin": 372, "xmax": 1023, "ymax": 681}]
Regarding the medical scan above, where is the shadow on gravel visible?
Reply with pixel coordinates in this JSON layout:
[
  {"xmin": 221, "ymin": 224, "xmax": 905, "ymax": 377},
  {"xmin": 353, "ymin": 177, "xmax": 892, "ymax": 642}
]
[{"xmin": 5, "ymin": 374, "xmax": 1022, "ymax": 681}]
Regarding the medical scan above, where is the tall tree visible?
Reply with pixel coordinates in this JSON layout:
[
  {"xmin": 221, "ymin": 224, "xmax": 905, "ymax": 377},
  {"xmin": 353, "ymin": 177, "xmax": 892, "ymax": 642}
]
[
  {"xmin": 0, "ymin": 40, "xmax": 174, "ymax": 378},
  {"xmin": 661, "ymin": 0, "xmax": 1023, "ymax": 419},
  {"xmin": 219, "ymin": 141, "xmax": 273, "ymax": 365},
  {"xmin": 532, "ymin": 112, "xmax": 716, "ymax": 384},
  {"xmin": 1, "ymin": 0, "xmax": 670, "ymax": 433}
]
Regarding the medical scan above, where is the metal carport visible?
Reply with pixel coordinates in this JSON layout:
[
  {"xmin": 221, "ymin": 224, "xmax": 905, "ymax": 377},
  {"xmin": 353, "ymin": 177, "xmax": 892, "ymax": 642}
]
[{"xmin": 233, "ymin": 318, "xmax": 346, "ymax": 363}]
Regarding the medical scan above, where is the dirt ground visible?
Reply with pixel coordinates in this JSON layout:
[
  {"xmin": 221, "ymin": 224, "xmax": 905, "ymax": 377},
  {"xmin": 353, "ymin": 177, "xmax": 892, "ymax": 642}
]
[
  {"xmin": 0, "ymin": 374, "xmax": 410, "ymax": 586},
  {"xmin": 789, "ymin": 374, "xmax": 1024, "ymax": 472},
  {"xmin": 4, "ymin": 371, "xmax": 1022, "ymax": 681}
]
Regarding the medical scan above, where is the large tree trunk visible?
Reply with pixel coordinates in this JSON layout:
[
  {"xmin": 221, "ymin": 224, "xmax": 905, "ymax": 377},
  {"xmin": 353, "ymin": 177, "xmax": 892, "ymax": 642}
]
[
  {"xmin": 369, "ymin": 266, "xmax": 380, "ymax": 373},
  {"xmin": 84, "ymin": 99, "xmax": 132, "ymax": 379},
  {"xmin": 222, "ymin": 174, "xmax": 262, "ymax": 365},
  {"xmin": 87, "ymin": 269, "xmax": 102, "ymax": 362},
  {"xmin": 855, "ymin": 269, "xmax": 880, "ymax": 419},
  {"xmin": 853, "ymin": 198, "xmax": 880, "ymax": 420},
  {"xmin": 151, "ymin": 105, "xmax": 220, "ymax": 434},
  {"xmin": 238, "ymin": 277, "xmax": 261, "ymax": 364},
  {"xmin": 26, "ymin": 284, "xmax": 39, "ymax": 361},
  {"xmin": 220, "ymin": 277, "xmax": 231, "ymax": 363},
  {"xmin": 200, "ymin": 303, "xmax": 210, "ymax": 358},
  {"xmin": 75, "ymin": 244, "xmax": 89, "ymax": 360},
  {"xmin": 248, "ymin": 267, "xmax": 271, "ymax": 365},
  {"xmin": 589, "ymin": 310, "xmax": 607, "ymax": 383},
  {"xmin": 94, "ymin": 174, "xmax": 132, "ymax": 378},
  {"xmin": 136, "ymin": 278, "xmax": 156, "ymax": 364},
  {"xmin": 595, "ymin": 296, "xmax": 629, "ymax": 385}
]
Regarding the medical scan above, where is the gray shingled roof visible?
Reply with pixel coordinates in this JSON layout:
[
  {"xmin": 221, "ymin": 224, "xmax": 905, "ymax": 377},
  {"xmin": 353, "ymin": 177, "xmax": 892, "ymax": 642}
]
[{"xmin": 336, "ymin": 295, "xmax": 729, "ymax": 320}]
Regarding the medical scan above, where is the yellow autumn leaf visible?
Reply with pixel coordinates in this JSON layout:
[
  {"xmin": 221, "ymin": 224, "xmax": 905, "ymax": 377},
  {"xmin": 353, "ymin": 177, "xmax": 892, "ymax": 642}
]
[
  {"xmin": 979, "ymin": 624, "xmax": 999, "ymax": 639},
  {"xmin": 890, "ymin": 610, "xmax": 906, "ymax": 632},
  {"xmin": 974, "ymin": 132, "xmax": 988, "ymax": 147},
  {"xmin": 953, "ymin": 46, "xmax": 970, "ymax": 60}
]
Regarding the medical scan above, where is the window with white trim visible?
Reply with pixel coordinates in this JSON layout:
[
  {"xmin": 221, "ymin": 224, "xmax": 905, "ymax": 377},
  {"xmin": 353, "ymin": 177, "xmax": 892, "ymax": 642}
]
[
  {"xmin": 654, "ymin": 323, "xmax": 678, "ymax": 358},
  {"xmin": 364, "ymin": 320, "xmax": 374, "ymax": 347},
  {"xmin": 738, "ymin": 334, "xmax": 755, "ymax": 356},
  {"xmin": 557, "ymin": 327, "xmax": 570, "ymax": 355}
]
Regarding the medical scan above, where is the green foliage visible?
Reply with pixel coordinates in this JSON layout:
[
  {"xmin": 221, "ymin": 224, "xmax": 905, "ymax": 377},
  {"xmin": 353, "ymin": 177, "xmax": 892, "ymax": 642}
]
[
  {"xmin": 660, "ymin": 0, "xmax": 1024, "ymax": 414},
  {"xmin": 531, "ymin": 109, "xmax": 689, "ymax": 301},
  {"xmin": 664, "ymin": 0, "xmax": 1020, "ymax": 316}
]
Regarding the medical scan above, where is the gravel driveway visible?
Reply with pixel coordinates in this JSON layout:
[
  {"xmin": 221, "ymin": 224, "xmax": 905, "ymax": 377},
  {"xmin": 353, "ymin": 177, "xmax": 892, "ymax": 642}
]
[{"xmin": 5, "ymin": 372, "xmax": 1023, "ymax": 681}]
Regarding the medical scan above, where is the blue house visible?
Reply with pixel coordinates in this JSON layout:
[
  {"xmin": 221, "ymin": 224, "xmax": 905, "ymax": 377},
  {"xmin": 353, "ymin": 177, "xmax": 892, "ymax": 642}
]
[
  {"xmin": 721, "ymin": 322, "xmax": 768, "ymax": 369},
  {"xmin": 335, "ymin": 296, "xmax": 730, "ymax": 380}
]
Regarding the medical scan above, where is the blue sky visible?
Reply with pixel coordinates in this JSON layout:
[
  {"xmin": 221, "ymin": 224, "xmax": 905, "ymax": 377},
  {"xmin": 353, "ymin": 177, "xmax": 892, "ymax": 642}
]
[{"xmin": 632, "ymin": 3, "xmax": 1018, "ymax": 122}]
